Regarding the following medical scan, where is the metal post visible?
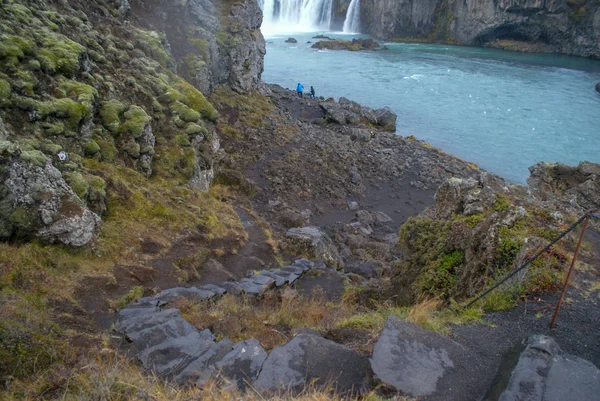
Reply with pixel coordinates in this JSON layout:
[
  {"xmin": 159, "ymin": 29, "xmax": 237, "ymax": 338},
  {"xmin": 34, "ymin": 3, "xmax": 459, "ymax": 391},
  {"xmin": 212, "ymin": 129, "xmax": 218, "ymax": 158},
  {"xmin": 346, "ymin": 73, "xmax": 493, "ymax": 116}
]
[{"xmin": 550, "ymin": 213, "xmax": 590, "ymax": 329}]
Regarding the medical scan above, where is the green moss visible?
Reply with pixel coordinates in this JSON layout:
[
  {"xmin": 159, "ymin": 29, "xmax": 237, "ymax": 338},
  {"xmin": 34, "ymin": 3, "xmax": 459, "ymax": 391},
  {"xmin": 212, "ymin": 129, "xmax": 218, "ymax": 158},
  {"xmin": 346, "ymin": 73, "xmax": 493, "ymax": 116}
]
[
  {"xmin": 123, "ymin": 139, "xmax": 141, "ymax": 158},
  {"xmin": 185, "ymin": 122, "xmax": 207, "ymax": 136},
  {"xmin": 120, "ymin": 106, "xmax": 151, "ymax": 138},
  {"xmin": 40, "ymin": 98, "xmax": 89, "ymax": 128},
  {"xmin": 40, "ymin": 141, "xmax": 62, "ymax": 154},
  {"xmin": 174, "ymin": 133, "xmax": 190, "ymax": 147},
  {"xmin": 174, "ymin": 80, "xmax": 219, "ymax": 122},
  {"xmin": 493, "ymin": 194, "xmax": 512, "ymax": 212},
  {"xmin": 20, "ymin": 150, "xmax": 48, "ymax": 168},
  {"xmin": 95, "ymin": 137, "xmax": 118, "ymax": 162},
  {"xmin": 112, "ymin": 286, "xmax": 145, "ymax": 311},
  {"xmin": 40, "ymin": 122, "xmax": 65, "ymax": 136},
  {"xmin": 37, "ymin": 32, "xmax": 85, "ymax": 76},
  {"xmin": 135, "ymin": 31, "xmax": 172, "ymax": 68},
  {"xmin": 100, "ymin": 99, "xmax": 126, "ymax": 133},
  {"xmin": 416, "ymin": 250, "xmax": 464, "ymax": 300},
  {"xmin": 83, "ymin": 140, "xmax": 100, "ymax": 156},
  {"xmin": 87, "ymin": 175, "xmax": 106, "ymax": 197},
  {"xmin": 0, "ymin": 79, "xmax": 12, "ymax": 99},
  {"xmin": 9, "ymin": 205, "xmax": 37, "ymax": 228},
  {"xmin": 64, "ymin": 171, "xmax": 89, "ymax": 199},
  {"xmin": 158, "ymin": 88, "xmax": 183, "ymax": 104},
  {"xmin": 58, "ymin": 78, "xmax": 97, "ymax": 105},
  {"xmin": 170, "ymin": 101, "xmax": 201, "ymax": 123},
  {"xmin": 27, "ymin": 59, "xmax": 41, "ymax": 71},
  {"xmin": 0, "ymin": 35, "xmax": 35, "ymax": 60}
]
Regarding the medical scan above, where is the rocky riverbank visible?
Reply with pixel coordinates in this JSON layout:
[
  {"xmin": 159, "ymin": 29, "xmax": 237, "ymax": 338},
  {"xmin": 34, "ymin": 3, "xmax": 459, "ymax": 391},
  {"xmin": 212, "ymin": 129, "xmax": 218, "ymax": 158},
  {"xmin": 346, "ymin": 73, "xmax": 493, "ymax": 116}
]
[{"xmin": 1, "ymin": 0, "xmax": 599, "ymax": 400}]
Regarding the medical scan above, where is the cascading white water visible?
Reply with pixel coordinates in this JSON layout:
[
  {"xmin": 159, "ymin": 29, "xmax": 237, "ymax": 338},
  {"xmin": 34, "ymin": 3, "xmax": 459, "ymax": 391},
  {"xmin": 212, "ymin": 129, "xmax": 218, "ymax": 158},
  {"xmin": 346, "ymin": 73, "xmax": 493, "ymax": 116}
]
[
  {"xmin": 342, "ymin": 0, "xmax": 360, "ymax": 33},
  {"xmin": 259, "ymin": 0, "xmax": 334, "ymax": 34}
]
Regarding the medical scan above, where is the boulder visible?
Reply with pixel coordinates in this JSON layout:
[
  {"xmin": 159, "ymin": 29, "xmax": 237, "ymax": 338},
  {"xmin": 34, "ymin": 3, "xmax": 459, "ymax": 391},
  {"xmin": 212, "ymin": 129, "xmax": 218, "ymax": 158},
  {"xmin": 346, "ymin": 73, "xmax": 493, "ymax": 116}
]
[
  {"xmin": 485, "ymin": 335, "xmax": 600, "ymax": 401},
  {"xmin": 370, "ymin": 316, "xmax": 466, "ymax": 397},
  {"xmin": 0, "ymin": 146, "xmax": 100, "ymax": 247},
  {"xmin": 285, "ymin": 37, "xmax": 298, "ymax": 43},
  {"xmin": 319, "ymin": 102, "xmax": 355, "ymax": 125},
  {"xmin": 374, "ymin": 107, "xmax": 397, "ymax": 131},
  {"xmin": 198, "ymin": 339, "xmax": 267, "ymax": 390},
  {"xmin": 596, "ymin": 82, "xmax": 600, "ymax": 94},
  {"xmin": 527, "ymin": 161, "xmax": 600, "ymax": 211},
  {"xmin": 255, "ymin": 332, "xmax": 369, "ymax": 395},
  {"xmin": 286, "ymin": 226, "xmax": 342, "ymax": 268}
]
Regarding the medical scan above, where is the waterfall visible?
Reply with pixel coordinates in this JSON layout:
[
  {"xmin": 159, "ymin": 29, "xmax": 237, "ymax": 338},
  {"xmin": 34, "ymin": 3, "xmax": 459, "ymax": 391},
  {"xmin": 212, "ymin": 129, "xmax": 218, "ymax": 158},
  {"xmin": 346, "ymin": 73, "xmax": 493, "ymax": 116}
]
[
  {"xmin": 259, "ymin": 0, "xmax": 334, "ymax": 34},
  {"xmin": 342, "ymin": 0, "xmax": 360, "ymax": 33}
]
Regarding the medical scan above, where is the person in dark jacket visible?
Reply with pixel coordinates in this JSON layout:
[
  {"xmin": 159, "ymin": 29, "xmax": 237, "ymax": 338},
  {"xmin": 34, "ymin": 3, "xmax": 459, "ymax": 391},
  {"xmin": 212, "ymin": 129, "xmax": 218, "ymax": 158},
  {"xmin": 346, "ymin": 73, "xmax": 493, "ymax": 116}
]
[
  {"xmin": 296, "ymin": 83, "xmax": 304, "ymax": 98},
  {"xmin": 310, "ymin": 86, "xmax": 316, "ymax": 99}
]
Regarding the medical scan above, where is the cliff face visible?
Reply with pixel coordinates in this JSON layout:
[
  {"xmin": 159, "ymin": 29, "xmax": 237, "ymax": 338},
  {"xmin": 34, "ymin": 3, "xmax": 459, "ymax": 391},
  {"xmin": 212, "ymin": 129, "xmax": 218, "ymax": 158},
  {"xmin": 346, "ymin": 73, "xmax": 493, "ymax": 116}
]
[
  {"xmin": 358, "ymin": 0, "xmax": 600, "ymax": 58},
  {"xmin": 0, "ymin": 0, "xmax": 264, "ymax": 246}
]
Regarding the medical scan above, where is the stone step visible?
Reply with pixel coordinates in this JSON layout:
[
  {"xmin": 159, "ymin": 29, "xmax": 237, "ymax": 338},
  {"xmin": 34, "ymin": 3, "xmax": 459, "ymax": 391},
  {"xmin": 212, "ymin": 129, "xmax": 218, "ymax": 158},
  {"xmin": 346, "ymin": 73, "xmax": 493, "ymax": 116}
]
[
  {"xmin": 175, "ymin": 338, "xmax": 235, "ymax": 384},
  {"xmin": 197, "ymin": 339, "xmax": 268, "ymax": 390}
]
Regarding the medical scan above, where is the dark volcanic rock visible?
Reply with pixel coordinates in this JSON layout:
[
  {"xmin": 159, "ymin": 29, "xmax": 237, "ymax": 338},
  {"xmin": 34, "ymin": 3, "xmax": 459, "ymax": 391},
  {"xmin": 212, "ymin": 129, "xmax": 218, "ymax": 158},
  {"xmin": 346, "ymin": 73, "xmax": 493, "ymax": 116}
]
[
  {"xmin": 285, "ymin": 37, "xmax": 298, "ymax": 43},
  {"xmin": 312, "ymin": 38, "xmax": 380, "ymax": 51},
  {"xmin": 596, "ymin": 82, "xmax": 600, "ymax": 93},
  {"xmin": 205, "ymin": 339, "xmax": 267, "ymax": 389},
  {"xmin": 255, "ymin": 332, "xmax": 369, "ymax": 394},
  {"xmin": 285, "ymin": 226, "xmax": 342, "ymax": 268},
  {"xmin": 374, "ymin": 106, "xmax": 398, "ymax": 131},
  {"xmin": 484, "ymin": 335, "xmax": 600, "ymax": 401},
  {"xmin": 370, "ymin": 316, "xmax": 467, "ymax": 397},
  {"xmin": 527, "ymin": 161, "xmax": 600, "ymax": 211}
]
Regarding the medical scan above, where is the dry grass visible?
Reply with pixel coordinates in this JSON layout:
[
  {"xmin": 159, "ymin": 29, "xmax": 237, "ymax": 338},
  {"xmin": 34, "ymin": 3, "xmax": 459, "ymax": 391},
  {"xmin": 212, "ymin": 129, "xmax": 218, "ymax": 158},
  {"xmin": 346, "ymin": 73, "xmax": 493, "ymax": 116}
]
[
  {"xmin": 4, "ymin": 347, "xmax": 392, "ymax": 401},
  {"xmin": 180, "ymin": 290, "xmax": 355, "ymax": 350},
  {"xmin": 179, "ymin": 289, "xmax": 482, "ymax": 351}
]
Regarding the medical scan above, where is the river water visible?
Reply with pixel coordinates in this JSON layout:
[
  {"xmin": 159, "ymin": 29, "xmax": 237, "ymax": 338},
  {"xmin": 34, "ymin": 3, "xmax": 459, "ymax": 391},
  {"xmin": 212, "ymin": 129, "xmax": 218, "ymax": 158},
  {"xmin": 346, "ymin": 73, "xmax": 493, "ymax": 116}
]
[{"xmin": 262, "ymin": 32, "xmax": 600, "ymax": 183}]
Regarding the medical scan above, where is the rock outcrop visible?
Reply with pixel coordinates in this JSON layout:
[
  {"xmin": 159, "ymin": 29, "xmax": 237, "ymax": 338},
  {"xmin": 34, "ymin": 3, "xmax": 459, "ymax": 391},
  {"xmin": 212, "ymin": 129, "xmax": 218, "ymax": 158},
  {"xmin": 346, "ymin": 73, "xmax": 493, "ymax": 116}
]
[
  {"xmin": 285, "ymin": 227, "xmax": 343, "ymax": 268},
  {"xmin": 311, "ymin": 38, "xmax": 380, "ymax": 51},
  {"xmin": 130, "ymin": 0, "xmax": 265, "ymax": 93},
  {"xmin": 527, "ymin": 161, "xmax": 600, "ymax": 211},
  {"xmin": 0, "ymin": 144, "xmax": 100, "ymax": 246},
  {"xmin": 319, "ymin": 98, "xmax": 397, "ymax": 131},
  {"xmin": 485, "ymin": 335, "xmax": 600, "ymax": 401},
  {"xmin": 353, "ymin": 0, "xmax": 600, "ymax": 59}
]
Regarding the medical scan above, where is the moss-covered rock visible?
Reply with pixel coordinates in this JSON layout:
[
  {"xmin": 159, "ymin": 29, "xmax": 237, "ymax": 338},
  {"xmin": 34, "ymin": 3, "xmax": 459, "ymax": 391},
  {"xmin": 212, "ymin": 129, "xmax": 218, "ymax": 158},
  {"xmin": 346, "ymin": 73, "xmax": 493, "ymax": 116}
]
[
  {"xmin": 83, "ymin": 139, "xmax": 100, "ymax": 156},
  {"xmin": 20, "ymin": 150, "xmax": 48, "ymax": 167},
  {"xmin": 120, "ymin": 105, "xmax": 151, "ymax": 138},
  {"xmin": 100, "ymin": 99, "xmax": 126, "ymax": 133},
  {"xmin": 64, "ymin": 171, "xmax": 89, "ymax": 199}
]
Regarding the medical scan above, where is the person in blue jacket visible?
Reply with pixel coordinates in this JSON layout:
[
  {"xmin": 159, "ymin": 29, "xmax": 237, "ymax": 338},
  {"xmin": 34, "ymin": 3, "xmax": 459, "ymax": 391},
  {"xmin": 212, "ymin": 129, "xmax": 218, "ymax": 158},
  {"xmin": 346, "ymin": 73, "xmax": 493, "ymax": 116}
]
[{"xmin": 296, "ymin": 83, "xmax": 304, "ymax": 98}]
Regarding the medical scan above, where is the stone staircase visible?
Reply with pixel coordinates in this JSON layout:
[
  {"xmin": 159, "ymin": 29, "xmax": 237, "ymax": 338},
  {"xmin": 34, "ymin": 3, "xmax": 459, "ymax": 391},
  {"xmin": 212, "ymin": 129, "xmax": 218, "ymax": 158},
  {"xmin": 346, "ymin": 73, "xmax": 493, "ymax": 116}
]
[
  {"xmin": 116, "ymin": 259, "xmax": 354, "ymax": 391},
  {"xmin": 115, "ymin": 259, "xmax": 600, "ymax": 399}
]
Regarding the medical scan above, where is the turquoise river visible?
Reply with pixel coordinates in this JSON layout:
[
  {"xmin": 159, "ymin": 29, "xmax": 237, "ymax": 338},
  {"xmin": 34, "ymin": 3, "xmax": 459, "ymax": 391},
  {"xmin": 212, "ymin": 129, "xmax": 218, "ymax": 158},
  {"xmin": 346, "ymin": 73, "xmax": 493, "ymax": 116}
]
[{"xmin": 262, "ymin": 32, "xmax": 600, "ymax": 184}]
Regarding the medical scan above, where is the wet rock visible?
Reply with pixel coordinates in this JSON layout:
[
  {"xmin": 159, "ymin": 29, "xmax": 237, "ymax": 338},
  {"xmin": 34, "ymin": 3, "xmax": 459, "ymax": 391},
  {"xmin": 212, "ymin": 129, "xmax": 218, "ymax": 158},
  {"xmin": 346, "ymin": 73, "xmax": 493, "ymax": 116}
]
[
  {"xmin": 285, "ymin": 37, "xmax": 298, "ymax": 43},
  {"xmin": 596, "ymin": 82, "xmax": 600, "ymax": 94},
  {"xmin": 286, "ymin": 226, "xmax": 342, "ymax": 268},
  {"xmin": 0, "ymin": 149, "xmax": 100, "ymax": 247},
  {"xmin": 485, "ymin": 335, "xmax": 600, "ymax": 401},
  {"xmin": 370, "ymin": 316, "xmax": 465, "ymax": 397},
  {"xmin": 255, "ymin": 332, "xmax": 369, "ymax": 395}
]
